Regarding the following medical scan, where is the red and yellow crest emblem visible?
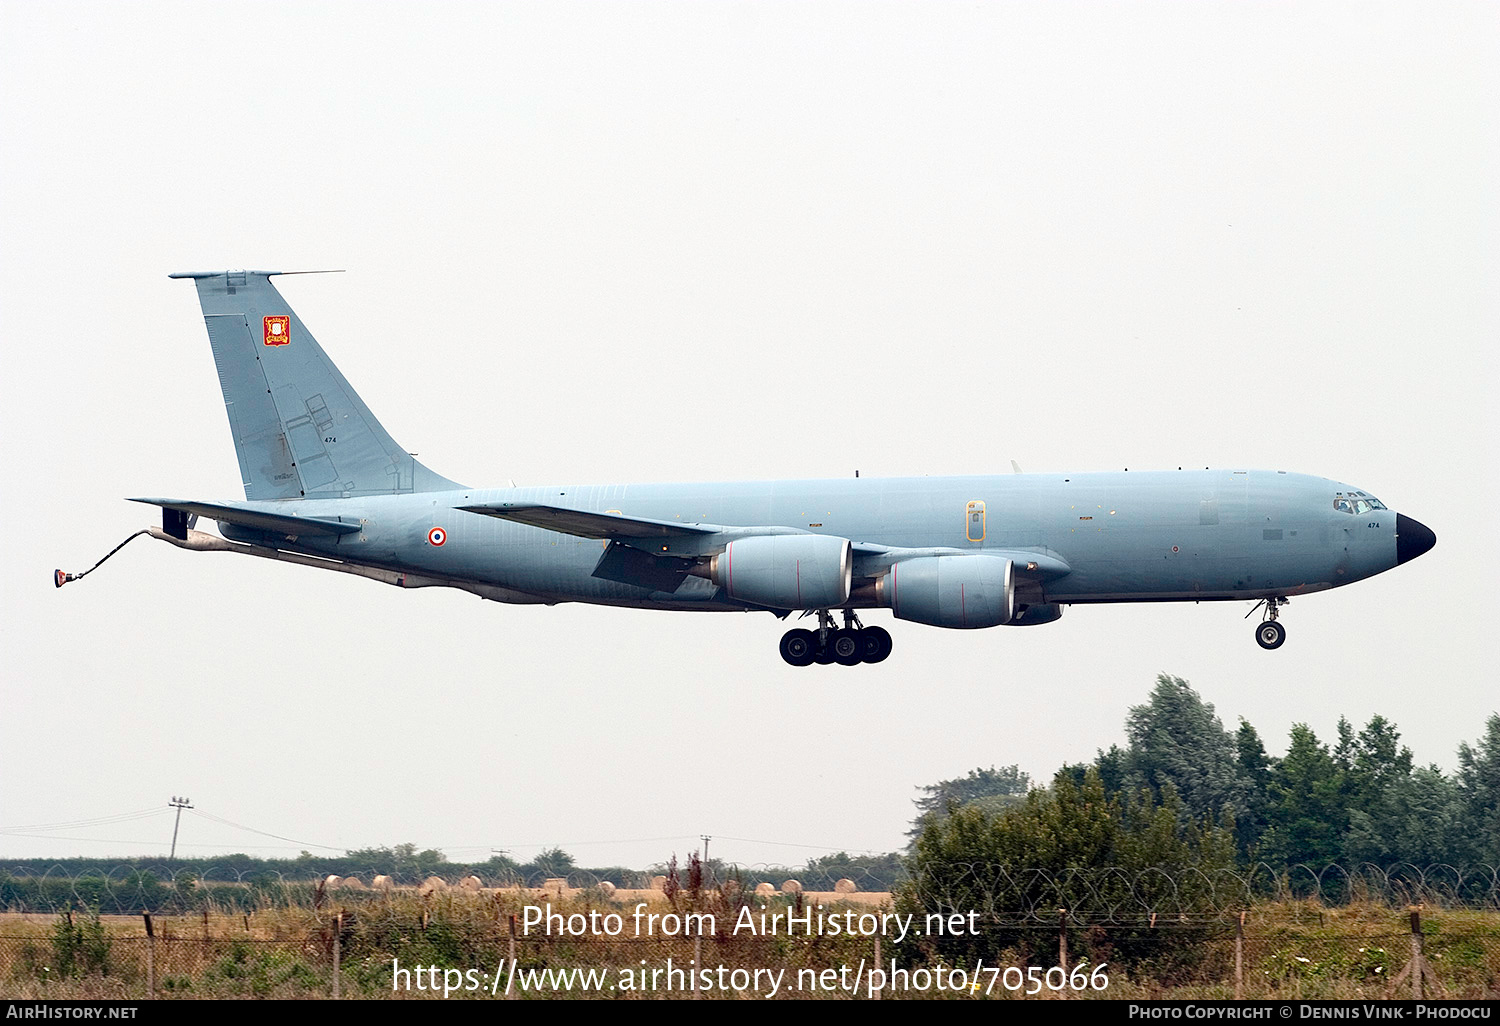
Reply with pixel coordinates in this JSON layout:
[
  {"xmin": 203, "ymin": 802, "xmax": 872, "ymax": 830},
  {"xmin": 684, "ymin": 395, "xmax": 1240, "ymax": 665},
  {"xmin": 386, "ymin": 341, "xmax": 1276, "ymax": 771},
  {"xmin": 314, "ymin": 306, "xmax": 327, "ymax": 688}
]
[{"xmin": 263, "ymin": 315, "xmax": 290, "ymax": 346}]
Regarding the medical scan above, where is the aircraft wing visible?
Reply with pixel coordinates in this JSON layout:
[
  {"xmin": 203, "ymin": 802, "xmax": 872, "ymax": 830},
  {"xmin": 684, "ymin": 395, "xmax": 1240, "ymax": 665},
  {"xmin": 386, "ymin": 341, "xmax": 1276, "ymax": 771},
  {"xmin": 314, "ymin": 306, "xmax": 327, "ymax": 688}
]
[
  {"xmin": 128, "ymin": 498, "xmax": 362, "ymax": 537},
  {"xmin": 463, "ymin": 504, "xmax": 1071, "ymax": 577},
  {"xmin": 850, "ymin": 542, "xmax": 1071, "ymax": 580},
  {"xmin": 984, "ymin": 548, "xmax": 1071, "ymax": 579},
  {"xmin": 457, "ymin": 503, "xmax": 721, "ymax": 539}
]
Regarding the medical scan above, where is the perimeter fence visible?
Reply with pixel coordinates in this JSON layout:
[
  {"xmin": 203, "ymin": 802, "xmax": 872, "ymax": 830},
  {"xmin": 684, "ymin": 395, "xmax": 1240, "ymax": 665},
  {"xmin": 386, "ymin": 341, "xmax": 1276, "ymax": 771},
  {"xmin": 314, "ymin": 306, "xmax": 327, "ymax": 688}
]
[
  {"xmin": 5, "ymin": 861, "xmax": 1498, "ymax": 918},
  {"xmin": 1, "ymin": 864, "xmax": 1497, "ymax": 999}
]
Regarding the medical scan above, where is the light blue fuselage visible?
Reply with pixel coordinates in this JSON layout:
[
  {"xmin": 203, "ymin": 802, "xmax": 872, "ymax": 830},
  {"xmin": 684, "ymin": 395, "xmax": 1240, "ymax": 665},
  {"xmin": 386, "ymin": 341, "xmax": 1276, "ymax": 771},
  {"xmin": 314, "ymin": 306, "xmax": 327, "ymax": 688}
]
[{"xmin": 218, "ymin": 468, "xmax": 1398, "ymax": 612}]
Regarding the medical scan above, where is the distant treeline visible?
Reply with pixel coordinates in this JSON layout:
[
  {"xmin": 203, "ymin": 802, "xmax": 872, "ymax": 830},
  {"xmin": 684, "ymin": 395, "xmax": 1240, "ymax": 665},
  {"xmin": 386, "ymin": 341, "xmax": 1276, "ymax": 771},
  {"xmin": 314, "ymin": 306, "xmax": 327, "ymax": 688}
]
[
  {"xmin": 3, "ymin": 844, "xmax": 591, "ymax": 887},
  {"xmin": 0, "ymin": 843, "xmax": 909, "ymax": 909}
]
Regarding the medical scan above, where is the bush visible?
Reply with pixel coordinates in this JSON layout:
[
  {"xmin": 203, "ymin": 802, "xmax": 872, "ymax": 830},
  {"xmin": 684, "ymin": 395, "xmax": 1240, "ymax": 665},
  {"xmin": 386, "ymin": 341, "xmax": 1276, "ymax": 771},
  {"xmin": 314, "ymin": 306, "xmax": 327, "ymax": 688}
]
[
  {"xmin": 899, "ymin": 768, "xmax": 1238, "ymax": 975},
  {"xmin": 50, "ymin": 910, "xmax": 111, "ymax": 978}
]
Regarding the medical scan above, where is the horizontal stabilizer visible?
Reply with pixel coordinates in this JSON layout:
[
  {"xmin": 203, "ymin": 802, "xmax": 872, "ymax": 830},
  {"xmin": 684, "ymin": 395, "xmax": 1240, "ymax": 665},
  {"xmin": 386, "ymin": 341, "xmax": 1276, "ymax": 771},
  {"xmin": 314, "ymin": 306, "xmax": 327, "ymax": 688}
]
[
  {"xmin": 458, "ymin": 503, "xmax": 719, "ymax": 539},
  {"xmin": 129, "ymin": 498, "xmax": 361, "ymax": 537}
]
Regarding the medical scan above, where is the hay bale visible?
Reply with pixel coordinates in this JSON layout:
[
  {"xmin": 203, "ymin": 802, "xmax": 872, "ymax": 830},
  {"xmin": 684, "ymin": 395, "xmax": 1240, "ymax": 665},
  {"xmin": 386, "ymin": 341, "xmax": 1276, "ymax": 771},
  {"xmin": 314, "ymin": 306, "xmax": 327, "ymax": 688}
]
[
  {"xmin": 340, "ymin": 877, "xmax": 367, "ymax": 891},
  {"xmin": 372, "ymin": 875, "xmax": 394, "ymax": 891},
  {"xmin": 598, "ymin": 881, "xmax": 617, "ymax": 897},
  {"xmin": 322, "ymin": 875, "xmax": 342, "ymax": 890},
  {"xmin": 459, "ymin": 876, "xmax": 483, "ymax": 891},
  {"xmin": 420, "ymin": 876, "xmax": 449, "ymax": 896},
  {"xmin": 754, "ymin": 882, "xmax": 776, "ymax": 897},
  {"xmin": 543, "ymin": 877, "xmax": 569, "ymax": 893},
  {"xmin": 834, "ymin": 878, "xmax": 857, "ymax": 894},
  {"xmin": 651, "ymin": 875, "xmax": 667, "ymax": 891},
  {"xmin": 780, "ymin": 879, "xmax": 802, "ymax": 894}
]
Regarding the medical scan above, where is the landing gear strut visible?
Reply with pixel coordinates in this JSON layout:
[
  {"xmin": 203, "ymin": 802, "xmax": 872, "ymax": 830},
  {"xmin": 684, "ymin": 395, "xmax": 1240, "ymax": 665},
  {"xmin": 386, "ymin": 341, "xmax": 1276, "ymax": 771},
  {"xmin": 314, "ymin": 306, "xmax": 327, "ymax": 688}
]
[
  {"xmin": 778, "ymin": 610, "xmax": 893, "ymax": 667},
  {"xmin": 1247, "ymin": 597, "xmax": 1288, "ymax": 650}
]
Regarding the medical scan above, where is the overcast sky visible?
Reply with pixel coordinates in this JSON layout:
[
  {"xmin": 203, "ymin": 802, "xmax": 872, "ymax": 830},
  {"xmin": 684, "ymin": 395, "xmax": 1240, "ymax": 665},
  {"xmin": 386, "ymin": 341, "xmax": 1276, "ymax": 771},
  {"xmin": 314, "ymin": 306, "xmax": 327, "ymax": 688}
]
[{"xmin": 2, "ymin": 2, "xmax": 1495, "ymax": 873}]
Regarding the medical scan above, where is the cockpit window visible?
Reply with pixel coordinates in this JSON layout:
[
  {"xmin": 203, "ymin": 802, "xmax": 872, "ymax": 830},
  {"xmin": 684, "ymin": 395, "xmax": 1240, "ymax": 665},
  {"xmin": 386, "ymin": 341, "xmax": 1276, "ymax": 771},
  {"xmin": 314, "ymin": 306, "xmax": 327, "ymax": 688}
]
[{"xmin": 1334, "ymin": 492, "xmax": 1387, "ymax": 514}]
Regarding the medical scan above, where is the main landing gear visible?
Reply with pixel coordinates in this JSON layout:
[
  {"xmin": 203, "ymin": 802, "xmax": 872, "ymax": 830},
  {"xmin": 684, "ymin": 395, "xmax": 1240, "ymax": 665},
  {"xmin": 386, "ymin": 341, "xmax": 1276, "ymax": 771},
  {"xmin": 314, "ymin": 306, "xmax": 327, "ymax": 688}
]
[
  {"xmin": 1247, "ymin": 597, "xmax": 1288, "ymax": 650},
  {"xmin": 779, "ymin": 610, "xmax": 893, "ymax": 667}
]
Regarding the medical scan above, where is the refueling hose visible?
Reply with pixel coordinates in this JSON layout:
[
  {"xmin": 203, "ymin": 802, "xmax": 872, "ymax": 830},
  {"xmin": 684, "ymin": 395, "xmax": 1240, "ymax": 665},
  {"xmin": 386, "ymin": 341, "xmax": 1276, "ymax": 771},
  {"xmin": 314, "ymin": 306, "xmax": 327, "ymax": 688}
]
[{"xmin": 54, "ymin": 529, "xmax": 152, "ymax": 588}]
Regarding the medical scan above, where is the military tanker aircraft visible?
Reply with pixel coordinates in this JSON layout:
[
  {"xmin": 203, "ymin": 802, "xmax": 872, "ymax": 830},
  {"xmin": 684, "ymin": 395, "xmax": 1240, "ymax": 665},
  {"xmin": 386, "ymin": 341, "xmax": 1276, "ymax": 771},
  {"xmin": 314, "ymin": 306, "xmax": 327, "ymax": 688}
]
[{"xmin": 56, "ymin": 270, "xmax": 1437, "ymax": 666}]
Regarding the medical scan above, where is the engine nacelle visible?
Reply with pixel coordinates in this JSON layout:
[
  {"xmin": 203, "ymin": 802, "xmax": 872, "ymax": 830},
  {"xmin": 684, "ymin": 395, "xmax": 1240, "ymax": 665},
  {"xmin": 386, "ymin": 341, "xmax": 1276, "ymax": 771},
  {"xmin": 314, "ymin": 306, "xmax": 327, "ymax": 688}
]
[
  {"xmin": 1007, "ymin": 602, "xmax": 1064, "ymax": 627},
  {"xmin": 879, "ymin": 555, "xmax": 1014, "ymax": 628},
  {"xmin": 712, "ymin": 534, "xmax": 852, "ymax": 610}
]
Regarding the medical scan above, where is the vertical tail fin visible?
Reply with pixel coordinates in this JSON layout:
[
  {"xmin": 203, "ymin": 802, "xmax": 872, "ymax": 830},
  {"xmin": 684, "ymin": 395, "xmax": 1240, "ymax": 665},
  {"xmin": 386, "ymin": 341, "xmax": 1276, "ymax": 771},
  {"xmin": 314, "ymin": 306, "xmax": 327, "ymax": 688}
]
[{"xmin": 171, "ymin": 270, "xmax": 463, "ymax": 500}]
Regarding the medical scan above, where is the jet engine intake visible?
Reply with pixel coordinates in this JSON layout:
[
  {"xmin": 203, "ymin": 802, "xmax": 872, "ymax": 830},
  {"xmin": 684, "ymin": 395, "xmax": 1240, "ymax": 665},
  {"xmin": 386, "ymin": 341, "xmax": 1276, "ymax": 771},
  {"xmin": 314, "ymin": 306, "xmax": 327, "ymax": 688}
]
[
  {"xmin": 712, "ymin": 534, "xmax": 852, "ymax": 610},
  {"xmin": 879, "ymin": 555, "xmax": 1014, "ymax": 628}
]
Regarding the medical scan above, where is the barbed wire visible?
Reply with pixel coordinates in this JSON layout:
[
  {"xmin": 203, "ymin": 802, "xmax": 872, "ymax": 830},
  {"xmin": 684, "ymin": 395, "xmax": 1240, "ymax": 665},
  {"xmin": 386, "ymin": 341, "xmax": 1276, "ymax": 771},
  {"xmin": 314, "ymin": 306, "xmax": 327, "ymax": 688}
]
[
  {"xmin": 904, "ymin": 862, "xmax": 1500, "ymax": 925},
  {"xmin": 3, "ymin": 862, "xmax": 1496, "ymax": 918}
]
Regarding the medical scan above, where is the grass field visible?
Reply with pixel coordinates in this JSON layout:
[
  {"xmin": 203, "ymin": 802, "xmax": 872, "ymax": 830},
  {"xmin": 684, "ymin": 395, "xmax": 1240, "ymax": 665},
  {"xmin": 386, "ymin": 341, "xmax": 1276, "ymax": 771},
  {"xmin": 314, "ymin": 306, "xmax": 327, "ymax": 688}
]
[{"xmin": 2, "ymin": 888, "xmax": 1497, "ymax": 999}]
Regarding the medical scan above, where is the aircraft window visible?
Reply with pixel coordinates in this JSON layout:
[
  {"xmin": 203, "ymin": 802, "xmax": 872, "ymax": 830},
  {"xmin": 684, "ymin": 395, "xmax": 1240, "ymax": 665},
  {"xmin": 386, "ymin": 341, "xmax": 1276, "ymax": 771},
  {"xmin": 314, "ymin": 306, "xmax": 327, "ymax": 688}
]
[
  {"xmin": 1334, "ymin": 495, "xmax": 1387, "ymax": 515},
  {"xmin": 1334, "ymin": 497, "xmax": 1354, "ymax": 514}
]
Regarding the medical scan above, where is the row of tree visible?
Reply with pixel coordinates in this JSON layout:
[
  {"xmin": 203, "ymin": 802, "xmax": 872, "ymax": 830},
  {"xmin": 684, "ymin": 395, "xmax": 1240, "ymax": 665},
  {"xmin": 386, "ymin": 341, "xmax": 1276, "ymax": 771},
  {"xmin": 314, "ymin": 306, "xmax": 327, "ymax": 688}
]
[
  {"xmin": 911, "ymin": 674, "xmax": 1500, "ymax": 869},
  {"xmin": 1, "ymin": 844, "xmax": 605, "ymax": 887},
  {"xmin": 1, "ymin": 843, "xmax": 912, "ymax": 894}
]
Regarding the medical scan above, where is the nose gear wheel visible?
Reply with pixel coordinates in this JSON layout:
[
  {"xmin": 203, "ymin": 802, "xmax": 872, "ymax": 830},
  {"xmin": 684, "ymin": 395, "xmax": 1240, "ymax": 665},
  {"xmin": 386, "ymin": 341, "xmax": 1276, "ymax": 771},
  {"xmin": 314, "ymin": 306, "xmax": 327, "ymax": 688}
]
[{"xmin": 1247, "ymin": 597, "xmax": 1289, "ymax": 650}]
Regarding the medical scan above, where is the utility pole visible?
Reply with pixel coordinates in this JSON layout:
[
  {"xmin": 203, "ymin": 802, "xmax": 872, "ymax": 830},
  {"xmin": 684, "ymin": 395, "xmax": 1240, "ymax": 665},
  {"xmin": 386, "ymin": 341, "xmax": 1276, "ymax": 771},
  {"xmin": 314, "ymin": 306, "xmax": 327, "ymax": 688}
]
[
  {"xmin": 169, "ymin": 796, "xmax": 193, "ymax": 859},
  {"xmin": 700, "ymin": 835, "xmax": 712, "ymax": 885}
]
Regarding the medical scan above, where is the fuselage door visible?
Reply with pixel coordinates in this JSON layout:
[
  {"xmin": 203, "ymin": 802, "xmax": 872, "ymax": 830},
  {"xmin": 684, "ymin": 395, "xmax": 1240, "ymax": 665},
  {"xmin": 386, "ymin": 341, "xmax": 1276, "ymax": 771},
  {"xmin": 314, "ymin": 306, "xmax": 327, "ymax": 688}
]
[{"xmin": 966, "ymin": 500, "xmax": 986, "ymax": 543}]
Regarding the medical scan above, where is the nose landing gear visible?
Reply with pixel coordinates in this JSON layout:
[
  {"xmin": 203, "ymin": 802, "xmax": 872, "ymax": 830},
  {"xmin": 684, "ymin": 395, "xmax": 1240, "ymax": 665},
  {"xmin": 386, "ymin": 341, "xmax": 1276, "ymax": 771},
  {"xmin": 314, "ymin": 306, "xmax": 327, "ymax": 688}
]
[
  {"xmin": 1248, "ymin": 597, "xmax": 1288, "ymax": 650},
  {"xmin": 779, "ymin": 610, "xmax": 893, "ymax": 667}
]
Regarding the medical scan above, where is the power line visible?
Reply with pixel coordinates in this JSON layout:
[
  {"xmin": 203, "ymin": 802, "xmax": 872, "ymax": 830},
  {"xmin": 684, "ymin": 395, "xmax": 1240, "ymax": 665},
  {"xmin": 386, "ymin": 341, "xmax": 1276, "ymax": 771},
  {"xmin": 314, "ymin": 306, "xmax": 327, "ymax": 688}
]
[
  {"xmin": 0, "ymin": 832, "xmax": 186, "ymax": 845},
  {"xmin": 3, "ymin": 806, "xmax": 895, "ymax": 862},
  {"xmin": 432, "ymin": 836, "xmax": 695, "ymax": 851},
  {"xmin": 709, "ymin": 834, "xmax": 894, "ymax": 855},
  {"xmin": 188, "ymin": 809, "xmax": 345, "ymax": 852},
  {"xmin": 0, "ymin": 808, "xmax": 169, "ymax": 834}
]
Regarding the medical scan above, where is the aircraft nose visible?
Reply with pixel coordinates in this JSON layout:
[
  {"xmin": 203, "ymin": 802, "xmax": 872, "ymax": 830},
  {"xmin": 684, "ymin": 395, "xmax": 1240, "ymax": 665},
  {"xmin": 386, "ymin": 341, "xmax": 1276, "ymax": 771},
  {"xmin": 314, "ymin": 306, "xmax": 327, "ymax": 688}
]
[{"xmin": 1396, "ymin": 514, "xmax": 1437, "ymax": 565}]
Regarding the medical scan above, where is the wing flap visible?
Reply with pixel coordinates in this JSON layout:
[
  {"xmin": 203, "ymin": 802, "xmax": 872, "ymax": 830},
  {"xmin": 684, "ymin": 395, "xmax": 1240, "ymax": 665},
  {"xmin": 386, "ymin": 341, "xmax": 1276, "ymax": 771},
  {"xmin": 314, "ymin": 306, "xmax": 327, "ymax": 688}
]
[{"xmin": 591, "ymin": 542, "xmax": 696, "ymax": 592}]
